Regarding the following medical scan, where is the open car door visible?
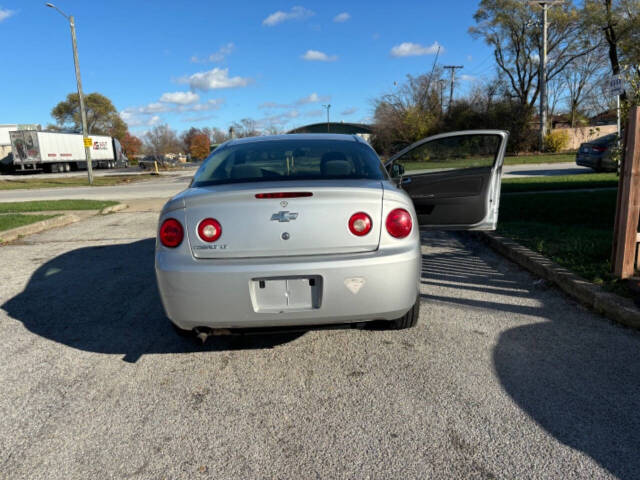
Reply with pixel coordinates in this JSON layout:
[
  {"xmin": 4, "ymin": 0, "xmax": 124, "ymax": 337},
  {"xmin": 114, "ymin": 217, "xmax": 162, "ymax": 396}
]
[{"xmin": 385, "ymin": 130, "xmax": 509, "ymax": 230}]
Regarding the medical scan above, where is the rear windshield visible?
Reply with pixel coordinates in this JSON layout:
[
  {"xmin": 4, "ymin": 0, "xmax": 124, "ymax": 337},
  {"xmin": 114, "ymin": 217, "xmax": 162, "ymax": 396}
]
[{"xmin": 191, "ymin": 139, "xmax": 386, "ymax": 187}]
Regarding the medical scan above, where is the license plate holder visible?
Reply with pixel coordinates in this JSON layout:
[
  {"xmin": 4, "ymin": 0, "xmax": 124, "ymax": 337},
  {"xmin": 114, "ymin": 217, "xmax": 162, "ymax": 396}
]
[{"xmin": 251, "ymin": 276, "xmax": 322, "ymax": 312}]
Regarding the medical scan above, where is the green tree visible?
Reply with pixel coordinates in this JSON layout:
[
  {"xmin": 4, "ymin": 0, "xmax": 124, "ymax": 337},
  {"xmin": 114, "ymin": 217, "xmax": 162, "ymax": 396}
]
[{"xmin": 51, "ymin": 92, "xmax": 128, "ymax": 140}]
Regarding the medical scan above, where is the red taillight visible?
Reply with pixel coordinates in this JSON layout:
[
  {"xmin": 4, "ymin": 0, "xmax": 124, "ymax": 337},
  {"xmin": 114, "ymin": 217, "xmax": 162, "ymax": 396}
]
[
  {"xmin": 348, "ymin": 212, "xmax": 372, "ymax": 236},
  {"xmin": 159, "ymin": 218, "xmax": 184, "ymax": 248},
  {"xmin": 197, "ymin": 218, "xmax": 222, "ymax": 242},
  {"xmin": 255, "ymin": 192, "xmax": 313, "ymax": 199},
  {"xmin": 591, "ymin": 145, "xmax": 607, "ymax": 153},
  {"xmin": 386, "ymin": 208, "xmax": 412, "ymax": 238}
]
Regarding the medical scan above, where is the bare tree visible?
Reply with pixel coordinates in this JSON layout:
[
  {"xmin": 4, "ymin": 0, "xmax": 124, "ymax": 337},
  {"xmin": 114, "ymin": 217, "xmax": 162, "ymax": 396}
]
[
  {"xmin": 230, "ymin": 118, "xmax": 260, "ymax": 138},
  {"xmin": 560, "ymin": 50, "xmax": 608, "ymax": 126},
  {"xmin": 143, "ymin": 124, "xmax": 182, "ymax": 163},
  {"xmin": 470, "ymin": 0, "xmax": 601, "ymax": 109}
]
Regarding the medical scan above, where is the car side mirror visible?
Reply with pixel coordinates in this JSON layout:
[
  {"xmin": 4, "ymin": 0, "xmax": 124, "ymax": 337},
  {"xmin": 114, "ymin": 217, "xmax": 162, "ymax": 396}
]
[{"xmin": 390, "ymin": 163, "xmax": 404, "ymax": 178}]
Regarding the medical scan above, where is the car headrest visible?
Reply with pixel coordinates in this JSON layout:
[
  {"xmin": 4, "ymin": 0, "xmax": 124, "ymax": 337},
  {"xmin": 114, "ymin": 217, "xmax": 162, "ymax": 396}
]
[
  {"xmin": 230, "ymin": 164, "xmax": 262, "ymax": 179},
  {"xmin": 322, "ymin": 159, "xmax": 353, "ymax": 176}
]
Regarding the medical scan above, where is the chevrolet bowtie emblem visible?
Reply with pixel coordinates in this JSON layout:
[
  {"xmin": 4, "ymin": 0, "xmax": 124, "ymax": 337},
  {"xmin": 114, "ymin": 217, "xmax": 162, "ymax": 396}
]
[{"xmin": 271, "ymin": 211, "xmax": 298, "ymax": 222}]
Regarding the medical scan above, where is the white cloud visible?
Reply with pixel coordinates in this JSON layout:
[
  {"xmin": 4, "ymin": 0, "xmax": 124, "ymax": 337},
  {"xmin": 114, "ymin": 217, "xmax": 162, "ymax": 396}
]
[
  {"xmin": 186, "ymin": 99, "xmax": 224, "ymax": 112},
  {"xmin": 262, "ymin": 6, "xmax": 314, "ymax": 26},
  {"xmin": 0, "ymin": 7, "xmax": 14, "ymax": 22},
  {"xmin": 459, "ymin": 74, "xmax": 476, "ymax": 82},
  {"xmin": 333, "ymin": 12, "xmax": 350, "ymax": 23},
  {"xmin": 304, "ymin": 109, "xmax": 324, "ymax": 118},
  {"xmin": 121, "ymin": 98, "xmax": 224, "ymax": 127},
  {"xmin": 259, "ymin": 92, "xmax": 329, "ymax": 109},
  {"xmin": 159, "ymin": 91, "xmax": 200, "ymax": 105},
  {"xmin": 121, "ymin": 110, "xmax": 162, "ymax": 128},
  {"xmin": 191, "ymin": 43, "xmax": 235, "ymax": 63},
  {"xmin": 180, "ymin": 67, "xmax": 251, "ymax": 91},
  {"xmin": 296, "ymin": 92, "xmax": 329, "ymax": 105},
  {"xmin": 301, "ymin": 50, "xmax": 338, "ymax": 62},
  {"xmin": 390, "ymin": 41, "xmax": 443, "ymax": 57},
  {"xmin": 341, "ymin": 107, "xmax": 358, "ymax": 115}
]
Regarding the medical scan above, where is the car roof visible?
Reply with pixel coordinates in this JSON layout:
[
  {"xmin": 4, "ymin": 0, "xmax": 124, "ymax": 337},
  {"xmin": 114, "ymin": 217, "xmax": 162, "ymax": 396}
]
[{"xmin": 225, "ymin": 133, "xmax": 365, "ymax": 146}]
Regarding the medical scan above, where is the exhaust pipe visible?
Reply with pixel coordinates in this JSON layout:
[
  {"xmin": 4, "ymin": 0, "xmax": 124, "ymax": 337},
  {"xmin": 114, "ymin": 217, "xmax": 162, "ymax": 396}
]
[{"xmin": 193, "ymin": 327, "xmax": 232, "ymax": 344}]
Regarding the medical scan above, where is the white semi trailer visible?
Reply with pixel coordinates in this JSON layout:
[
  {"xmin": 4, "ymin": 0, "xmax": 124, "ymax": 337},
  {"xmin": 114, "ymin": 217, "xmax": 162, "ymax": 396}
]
[{"xmin": 9, "ymin": 130, "xmax": 128, "ymax": 173}]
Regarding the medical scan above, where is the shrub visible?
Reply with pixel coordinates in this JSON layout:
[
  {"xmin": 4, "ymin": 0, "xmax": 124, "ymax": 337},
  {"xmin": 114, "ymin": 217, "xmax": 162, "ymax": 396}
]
[{"xmin": 545, "ymin": 130, "xmax": 570, "ymax": 153}]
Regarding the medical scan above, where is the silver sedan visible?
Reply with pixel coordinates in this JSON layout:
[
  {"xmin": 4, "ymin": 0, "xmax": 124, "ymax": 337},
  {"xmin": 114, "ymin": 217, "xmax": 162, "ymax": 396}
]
[{"xmin": 155, "ymin": 131, "xmax": 508, "ymax": 335}]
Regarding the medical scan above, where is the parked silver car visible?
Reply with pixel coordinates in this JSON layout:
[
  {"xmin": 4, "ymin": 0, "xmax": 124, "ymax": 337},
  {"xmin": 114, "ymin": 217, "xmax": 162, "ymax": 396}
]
[{"xmin": 155, "ymin": 131, "xmax": 508, "ymax": 335}]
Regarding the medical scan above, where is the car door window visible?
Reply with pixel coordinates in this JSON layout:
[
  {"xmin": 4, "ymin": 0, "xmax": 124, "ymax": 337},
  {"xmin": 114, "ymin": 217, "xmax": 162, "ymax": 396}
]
[
  {"xmin": 387, "ymin": 131, "xmax": 508, "ymax": 230},
  {"xmin": 393, "ymin": 134, "xmax": 501, "ymax": 173}
]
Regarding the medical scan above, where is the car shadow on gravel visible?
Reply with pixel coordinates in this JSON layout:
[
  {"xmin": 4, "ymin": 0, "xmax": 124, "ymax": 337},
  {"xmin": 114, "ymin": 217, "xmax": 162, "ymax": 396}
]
[
  {"xmin": 2, "ymin": 239, "xmax": 303, "ymax": 363},
  {"xmin": 421, "ymin": 232, "xmax": 640, "ymax": 480}
]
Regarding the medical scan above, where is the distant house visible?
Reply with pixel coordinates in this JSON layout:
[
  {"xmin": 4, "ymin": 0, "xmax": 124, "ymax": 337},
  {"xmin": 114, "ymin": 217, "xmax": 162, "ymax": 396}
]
[{"xmin": 590, "ymin": 109, "xmax": 617, "ymax": 126}]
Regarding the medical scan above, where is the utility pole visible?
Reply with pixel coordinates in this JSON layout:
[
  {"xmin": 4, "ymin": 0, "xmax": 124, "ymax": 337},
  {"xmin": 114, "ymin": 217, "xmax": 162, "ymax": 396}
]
[
  {"xmin": 529, "ymin": 0, "xmax": 564, "ymax": 152},
  {"xmin": 443, "ymin": 66, "xmax": 463, "ymax": 111},
  {"xmin": 46, "ymin": 3, "xmax": 93, "ymax": 184},
  {"xmin": 438, "ymin": 79, "xmax": 447, "ymax": 113},
  {"xmin": 322, "ymin": 104, "xmax": 331, "ymax": 132}
]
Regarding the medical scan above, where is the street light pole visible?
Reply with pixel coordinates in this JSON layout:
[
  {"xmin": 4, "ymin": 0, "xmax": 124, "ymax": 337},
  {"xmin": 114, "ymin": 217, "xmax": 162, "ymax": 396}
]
[
  {"xmin": 322, "ymin": 104, "xmax": 331, "ymax": 132},
  {"xmin": 46, "ymin": 3, "xmax": 93, "ymax": 184}
]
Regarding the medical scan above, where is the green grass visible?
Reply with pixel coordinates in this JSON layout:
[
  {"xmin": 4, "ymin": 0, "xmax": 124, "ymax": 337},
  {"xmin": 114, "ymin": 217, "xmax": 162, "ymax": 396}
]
[
  {"xmin": 503, "ymin": 153, "xmax": 575, "ymax": 165},
  {"xmin": 402, "ymin": 153, "xmax": 576, "ymax": 172},
  {"xmin": 501, "ymin": 173, "xmax": 619, "ymax": 193},
  {"xmin": 497, "ymin": 190, "xmax": 626, "ymax": 294},
  {"xmin": 0, "ymin": 200, "xmax": 117, "ymax": 213},
  {"xmin": 0, "ymin": 174, "xmax": 153, "ymax": 190},
  {"xmin": 0, "ymin": 213, "xmax": 57, "ymax": 232}
]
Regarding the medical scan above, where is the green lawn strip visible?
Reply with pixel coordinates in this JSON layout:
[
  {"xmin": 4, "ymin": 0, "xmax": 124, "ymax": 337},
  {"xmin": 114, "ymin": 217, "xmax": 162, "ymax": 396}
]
[
  {"xmin": 0, "ymin": 174, "xmax": 153, "ymax": 190},
  {"xmin": 0, "ymin": 199, "xmax": 117, "ymax": 213},
  {"xmin": 503, "ymin": 153, "xmax": 575, "ymax": 165},
  {"xmin": 497, "ymin": 190, "xmax": 627, "ymax": 295},
  {"xmin": 0, "ymin": 213, "xmax": 58, "ymax": 232},
  {"xmin": 401, "ymin": 153, "xmax": 576, "ymax": 172},
  {"xmin": 501, "ymin": 173, "xmax": 618, "ymax": 193}
]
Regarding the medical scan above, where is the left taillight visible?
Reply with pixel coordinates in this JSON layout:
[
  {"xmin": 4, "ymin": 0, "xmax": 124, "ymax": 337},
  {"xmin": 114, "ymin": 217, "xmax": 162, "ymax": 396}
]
[{"xmin": 159, "ymin": 218, "xmax": 184, "ymax": 248}]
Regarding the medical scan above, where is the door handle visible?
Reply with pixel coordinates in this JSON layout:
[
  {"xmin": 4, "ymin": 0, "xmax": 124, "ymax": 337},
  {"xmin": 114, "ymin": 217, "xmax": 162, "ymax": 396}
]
[{"xmin": 401, "ymin": 176, "xmax": 412, "ymax": 184}]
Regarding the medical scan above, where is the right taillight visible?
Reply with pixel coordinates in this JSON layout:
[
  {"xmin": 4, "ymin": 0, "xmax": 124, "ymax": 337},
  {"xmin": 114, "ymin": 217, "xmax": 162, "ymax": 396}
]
[
  {"xmin": 159, "ymin": 218, "xmax": 184, "ymax": 248},
  {"xmin": 591, "ymin": 145, "xmax": 607, "ymax": 152},
  {"xmin": 386, "ymin": 208, "xmax": 412, "ymax": 238}
]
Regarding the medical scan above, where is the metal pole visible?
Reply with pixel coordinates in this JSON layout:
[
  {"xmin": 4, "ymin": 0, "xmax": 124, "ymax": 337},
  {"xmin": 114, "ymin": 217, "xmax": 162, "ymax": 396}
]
[
  {"xmin": 69, "ymin": 15, "xmax": 93, "ymax": 184},
  {"xmin": 617, "ymin": 93, "xmax": 621, "ymax": 139},
  {"xmin": 323, "ymin": 104, "xmax": 331, "ymax": 132},
  {"xmin": 540, "ymin": 4, "xmax": 548, "ymax": 151}
]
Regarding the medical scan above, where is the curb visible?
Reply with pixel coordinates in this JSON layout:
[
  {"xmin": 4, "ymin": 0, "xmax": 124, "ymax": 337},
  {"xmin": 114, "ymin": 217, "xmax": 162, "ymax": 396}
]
[
  {"xmin": 100, "ymin": 203, "xmax": 128, "ymax": 215},
  {"xmin": 0, "ymin": 214, "xmax": 80, "ymax": 245},
  {"xmin": 478, "ymin": 232, "xmax": 640, "ymax": 330}
]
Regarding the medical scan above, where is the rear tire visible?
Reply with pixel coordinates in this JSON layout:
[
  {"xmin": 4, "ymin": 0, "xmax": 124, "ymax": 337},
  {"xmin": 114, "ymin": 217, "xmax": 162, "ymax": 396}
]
[{"xmin": 391, "ymin": 296, "xmax": 420, "ymax": 329}]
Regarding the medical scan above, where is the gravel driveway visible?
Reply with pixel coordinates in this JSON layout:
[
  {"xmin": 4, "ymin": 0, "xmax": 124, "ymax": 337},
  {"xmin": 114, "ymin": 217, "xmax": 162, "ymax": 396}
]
[{"xmin": 1, "ymin": 210, "xmax": 638, "ymax": 479}]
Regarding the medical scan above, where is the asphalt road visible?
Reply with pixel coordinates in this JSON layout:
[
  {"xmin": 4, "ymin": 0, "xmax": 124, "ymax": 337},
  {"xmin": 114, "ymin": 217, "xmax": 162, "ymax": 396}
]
[
  {"xmin": 1, "ymin": 209, "xmax": 638, "ymax": 479},
  {"xmin": 0, "ymin": 162, "xmax": 594, "ymax": 203}
]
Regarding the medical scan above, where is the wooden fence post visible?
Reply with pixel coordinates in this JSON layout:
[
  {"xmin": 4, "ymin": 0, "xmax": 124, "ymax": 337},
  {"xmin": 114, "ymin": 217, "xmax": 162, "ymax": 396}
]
[{"xmin": 612, "ymin": 106, "xmax": 640, "ymax": 279}]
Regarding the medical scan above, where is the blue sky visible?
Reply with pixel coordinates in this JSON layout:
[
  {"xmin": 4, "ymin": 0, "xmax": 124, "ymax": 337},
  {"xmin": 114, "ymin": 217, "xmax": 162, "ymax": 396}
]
[{"xmin": 0, "ymin": 1, "xmax": 495, "ymax": 135}]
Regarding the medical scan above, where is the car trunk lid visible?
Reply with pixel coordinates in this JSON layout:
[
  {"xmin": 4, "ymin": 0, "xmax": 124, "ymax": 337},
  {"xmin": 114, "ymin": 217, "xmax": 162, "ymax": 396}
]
[{"xmin": 184, "ymin": 180, "xmax": 383, "ymax": 258}]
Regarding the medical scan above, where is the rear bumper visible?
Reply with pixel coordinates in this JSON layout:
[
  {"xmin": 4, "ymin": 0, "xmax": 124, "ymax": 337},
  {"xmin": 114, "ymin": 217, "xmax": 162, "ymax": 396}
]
[{"xmin": 155, "ymin": 244, "xmax": 421, "ymax": 329}]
